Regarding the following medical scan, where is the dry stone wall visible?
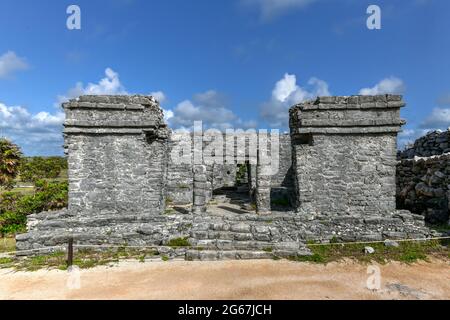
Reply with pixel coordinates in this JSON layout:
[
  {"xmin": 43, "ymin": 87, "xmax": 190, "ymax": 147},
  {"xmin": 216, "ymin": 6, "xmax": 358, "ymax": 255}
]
[
  {"xmin": 397, "ymin": 154, "xmax": 450, "ymax": 224},
  {"xmin": 399, "ymin": 130, "xmax": 450, "ymax": 159},
  {"xmin": 289, "ymin": 95, "xmax": 403, "ymax": 217}
]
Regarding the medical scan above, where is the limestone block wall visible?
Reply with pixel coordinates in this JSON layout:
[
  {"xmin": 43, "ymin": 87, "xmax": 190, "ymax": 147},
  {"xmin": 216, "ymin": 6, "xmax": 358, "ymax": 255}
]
[
  {"xmin": 289, "ymin": 95, "xmax": 405, "ymax": 217},
  {"xmin": 166, "ymin": 132, "xmax": 294, "ymax": 205},
  {"xmin": 397, "ymin": 153, "xmax": 450, "ymax": 224},
  {"xmin": 167, "ymin": 133, "xmax": 194, "ymax": 205},
  {"xmin": 63, "ymin": 95, "xmax": 169, "ymax": 215}
]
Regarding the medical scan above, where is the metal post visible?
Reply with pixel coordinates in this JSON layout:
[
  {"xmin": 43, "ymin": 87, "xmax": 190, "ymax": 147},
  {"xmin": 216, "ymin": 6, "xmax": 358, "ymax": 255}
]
[{"xmin": 67, "ymin": 237, "xmax": 74, "ymax": 267}]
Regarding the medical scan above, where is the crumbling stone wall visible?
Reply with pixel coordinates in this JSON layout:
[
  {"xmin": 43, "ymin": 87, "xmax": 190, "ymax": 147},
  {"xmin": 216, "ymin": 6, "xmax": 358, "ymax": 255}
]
[
  {"xmin": 64, "ymin": 96, "xmax": 169, "ymax": 215},
  {"xmin": 399, "ymin": 130, "xmax": 450, "ymax": 159},
  {"xmin": 289, "ymin": 95, "xmax": 404, "ymax": 217},
  {"xmin": 397, "ymin": 129, "xmax": 450, "ymax": 223},
  {"xmin": 397, "ymin": 153, "xmax": 450, "ymax": 224}
]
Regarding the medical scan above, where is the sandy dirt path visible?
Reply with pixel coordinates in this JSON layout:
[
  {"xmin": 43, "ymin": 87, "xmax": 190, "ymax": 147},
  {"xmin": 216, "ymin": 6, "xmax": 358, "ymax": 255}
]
[{"xmin": 1, "ymin": 259, "xmax": 449, "ymax": 300}]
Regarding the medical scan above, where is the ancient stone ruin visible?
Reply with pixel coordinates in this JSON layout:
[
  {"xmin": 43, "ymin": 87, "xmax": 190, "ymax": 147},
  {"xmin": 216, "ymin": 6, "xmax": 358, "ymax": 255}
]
[
  {"xmin": 16, "ymin": 94, "xmax": 436, "ymax": 260},
  {"xmin": 397, "ymin": 130, "xmax": 450, "ymax": 224}
]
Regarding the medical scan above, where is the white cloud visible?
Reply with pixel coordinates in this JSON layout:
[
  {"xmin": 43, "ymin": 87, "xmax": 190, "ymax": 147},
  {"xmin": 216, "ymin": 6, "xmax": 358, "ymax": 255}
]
[
  {"xmin": 260, "ymin": 73, "xmax": 330, "ymax": 128},
  {"xmin": 0, "ymin": 51, "xmax": 28, "ymax": 79},
  {"xmin": 149, "ymin": 91, "xmax": 174, "ymax": 121},
  {"xmin": 57, "ymin": 68, "xmax": 127, "ymax": 105},
  {"xmin": 359, "ymin": 77, "xmax": 406, "ymax": 95},
  {"xmin": 420, "ymin": 108, "xmax": 450, "ymax": 129},
  {"xmin": 242, "ymin": 0, "xmax": 317, "ymax": 21},
  {"xmin": 168, "ymin": 90, "xmax": 256, "ymax": 131},
  {"xmin": 0, "ymin": 102, "xmax": 65, "ymax": 155},
  {"xmin": 151, "ymin": 91, "xmax": 166, "ymax": 104}
]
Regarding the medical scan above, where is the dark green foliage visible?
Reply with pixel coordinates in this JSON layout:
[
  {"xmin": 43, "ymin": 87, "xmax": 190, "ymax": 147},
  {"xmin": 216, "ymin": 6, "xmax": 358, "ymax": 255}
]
[
  {"xmin": 0, "ymin": 139, "xmax": 22, "ymax": 188},
  {"xmin": 0, "ymin": 180, "xmax": 68, "ymax": 236},
  {"xmin": 19, "ymin": 157, "xmax": 68, "ymax": 182},
  {"xmin": 235, "ymin": 164, "xmax": 247, "ymax": 184}
]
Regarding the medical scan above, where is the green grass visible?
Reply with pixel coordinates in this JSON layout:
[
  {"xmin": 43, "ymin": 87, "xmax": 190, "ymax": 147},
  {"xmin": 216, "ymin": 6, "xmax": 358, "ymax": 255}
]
[
  {"xmin": 287, "ymin": 239, "xmax": 448, "ymax": 264},
  {"xmin": 0, "ymin": 247, "xmax": 159, "ymax": 271},
  {"xmin": 0, "ymin": 257, "xmax": 14, "ymax": 265},
  {"xmin": 0, "ymin": 238, "xmax": 15, "ymax": 253},
  {"xmin": 164, "ymin": 209, "xmax": 176, "ymax": 215},
  {"xmin": 167, "ymin": 237, "xmax": 190, "ymax": 247}
]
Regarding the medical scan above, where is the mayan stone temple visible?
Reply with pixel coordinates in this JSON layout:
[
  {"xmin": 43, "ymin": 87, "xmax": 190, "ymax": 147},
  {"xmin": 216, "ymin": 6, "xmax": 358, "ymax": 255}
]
[{"xmin": 16, "ymin": 94, "xmax": 434, "ymax": 260}]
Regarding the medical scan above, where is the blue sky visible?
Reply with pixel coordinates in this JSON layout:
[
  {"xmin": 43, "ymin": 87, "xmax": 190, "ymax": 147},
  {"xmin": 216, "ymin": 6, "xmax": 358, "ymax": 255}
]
[{"xmin": 0, "ymin": 0, "xmax": 449, "ymax": 155}]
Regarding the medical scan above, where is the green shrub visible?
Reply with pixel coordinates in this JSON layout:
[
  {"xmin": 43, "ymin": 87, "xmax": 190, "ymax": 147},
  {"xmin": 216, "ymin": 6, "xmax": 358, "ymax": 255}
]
[
  {"xmin": 19, "ymin": 157, "xmax": 67, "ymax": 182},
  {"xmin": 235, "ymin": 164, "xmax": 247, "ymax": 184},
  {"xmin": 0, "ymin": 180, "xmax": 68, "ymax": 236}
]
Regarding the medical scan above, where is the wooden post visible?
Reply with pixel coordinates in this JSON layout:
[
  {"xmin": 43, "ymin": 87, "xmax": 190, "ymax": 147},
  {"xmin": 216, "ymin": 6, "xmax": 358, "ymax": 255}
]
[{"xmin": 67, "ymin": 237, "xmax": 74, "ymax": 267}]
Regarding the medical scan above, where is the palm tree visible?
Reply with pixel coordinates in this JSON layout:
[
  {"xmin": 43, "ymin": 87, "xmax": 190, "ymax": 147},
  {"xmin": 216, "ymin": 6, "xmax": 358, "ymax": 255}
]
[{"xmin": 0, "ymin": 138, "xmax": 22, "ymax": 189}]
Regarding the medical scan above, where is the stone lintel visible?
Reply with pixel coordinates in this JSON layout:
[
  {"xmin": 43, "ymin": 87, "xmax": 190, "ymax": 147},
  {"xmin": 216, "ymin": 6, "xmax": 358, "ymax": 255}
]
[
  {"xmin": 63, "ymin": 127, "xmax": 156, "ymax": 135},
  {"xmin": 64, "ymin": 120, "xmax": 159, "ymax": 127},
  {"xmin": 291, "ymin": 126, "xmax": 403, "ymax": 135}
]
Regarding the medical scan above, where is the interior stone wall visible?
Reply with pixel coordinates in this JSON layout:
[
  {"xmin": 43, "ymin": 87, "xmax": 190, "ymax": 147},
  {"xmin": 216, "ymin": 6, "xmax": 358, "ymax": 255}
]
[{"xmin": 166, "ymin": 132, "xmax": 295, "ymax": 204}]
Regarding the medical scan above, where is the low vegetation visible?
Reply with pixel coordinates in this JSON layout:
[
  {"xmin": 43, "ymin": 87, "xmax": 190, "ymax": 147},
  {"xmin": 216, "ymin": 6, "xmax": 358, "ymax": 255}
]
[
  {"xmin": 0, "ymin": 238, "xmax": 448, "ymax": 271},
  {"xmin": 0, "ymin": 142, "xmax": 68, "ymax": 236},
  {"xmin": 0, "ymin": 243, "xmax": 160, "ymax": 272},
  {"xmin": 19, "ymin": 157, "xmax": 68, "ymax": 183},
  {"xmin": 0, "ymin": 180, "xmax": 68, "ymax": 236},
  {"xmin": 289, "ymin": 239, "xmax": 449, "ymax": 264},
  {"xmin": 167, "ymin": 237, "xmax": 190, "ymax": 247}
]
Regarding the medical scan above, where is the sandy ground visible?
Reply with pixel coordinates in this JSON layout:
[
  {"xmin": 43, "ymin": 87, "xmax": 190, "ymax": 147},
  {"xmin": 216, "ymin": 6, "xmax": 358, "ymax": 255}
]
[{"xmin": 0, "ymin": 259, "xmax": 449, "ymax": 300}]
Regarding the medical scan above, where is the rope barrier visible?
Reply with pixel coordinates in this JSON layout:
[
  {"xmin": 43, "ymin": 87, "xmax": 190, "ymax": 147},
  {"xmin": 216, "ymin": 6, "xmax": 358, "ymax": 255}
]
[{"xmin": 1, "ymin": 236, "xmax": 449, "ymax": 256}]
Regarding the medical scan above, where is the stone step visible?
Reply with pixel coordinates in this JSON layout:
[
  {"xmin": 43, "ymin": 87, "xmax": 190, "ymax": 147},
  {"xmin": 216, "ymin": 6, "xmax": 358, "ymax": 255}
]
[{"xmin": 186, "ymin": 250, "xmax": 272, "ymax": 261}]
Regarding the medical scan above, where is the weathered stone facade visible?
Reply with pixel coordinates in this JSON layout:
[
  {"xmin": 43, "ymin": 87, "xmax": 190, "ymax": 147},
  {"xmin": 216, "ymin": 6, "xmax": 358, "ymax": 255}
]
[
  {"xmin": 64, "ymin": 95, "xmax": 170, "ymax": 215},
  {"xmin": 289, "ymin": 95, "xmax": 403, "ymax": 217},
  {"xmin": 16, "ymin": 94, "xmax": 436, "ymax": 259}
]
